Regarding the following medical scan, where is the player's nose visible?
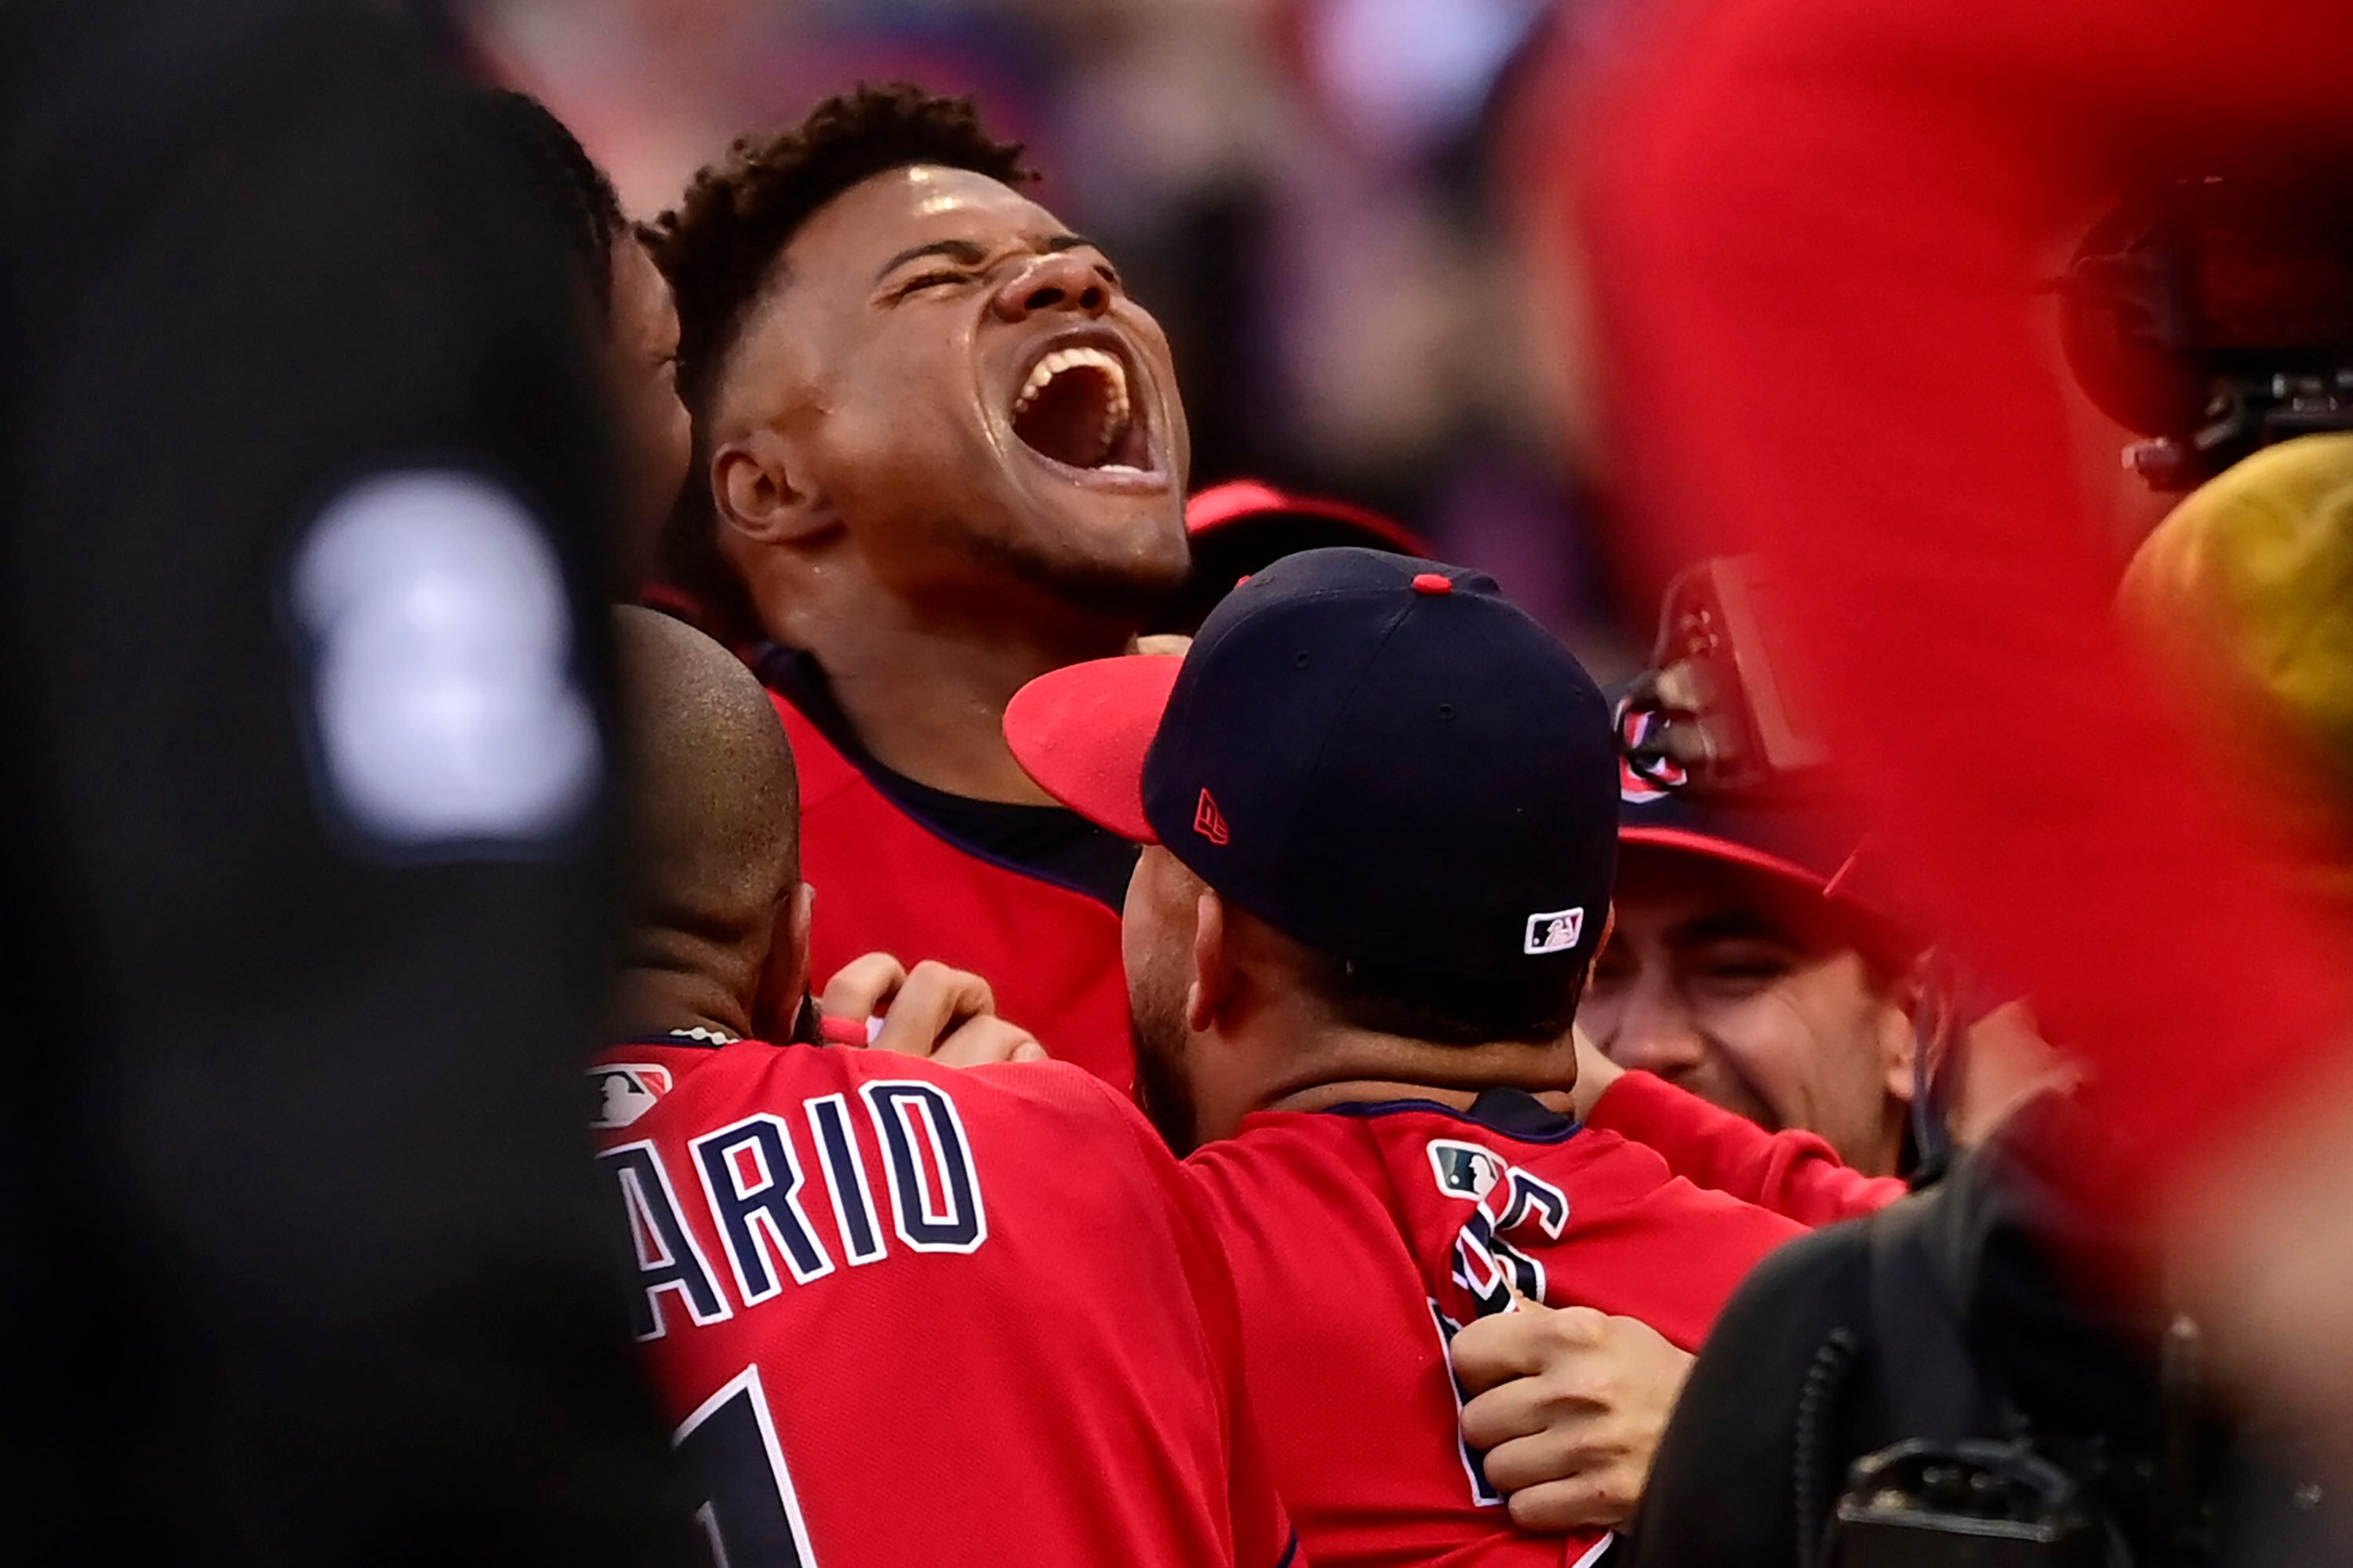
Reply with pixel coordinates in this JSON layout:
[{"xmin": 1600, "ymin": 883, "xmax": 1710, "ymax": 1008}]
[{"xmin": 991, "ymin": 249, "xmax": 1113, "ymax": 323}]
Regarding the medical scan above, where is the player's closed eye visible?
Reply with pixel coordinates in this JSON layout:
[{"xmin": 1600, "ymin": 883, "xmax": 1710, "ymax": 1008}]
[
  {"xmin": 894, "ymin": 270, "xmax": 974, "ymax": 298},
  {"xmin": 1689, "ymin": 945, "xmax": 1797, "ymax": 994}
]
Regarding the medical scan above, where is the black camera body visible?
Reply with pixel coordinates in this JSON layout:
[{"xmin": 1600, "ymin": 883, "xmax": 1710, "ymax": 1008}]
[
  {"xmin": 2060, "ymin": 173, "xmax": 2353, "ymax": 490},
  {"xmin": 1829, "ymin": 1439, "xmax": 2115, "ymax": 1568},
  {"xmin": 1617, "ymin": 554, "xmax": 1828, "ymax": 799}
]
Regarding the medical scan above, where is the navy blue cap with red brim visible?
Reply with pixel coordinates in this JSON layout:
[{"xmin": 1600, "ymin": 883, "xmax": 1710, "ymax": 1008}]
[{"xmin": 1013, "ymin": 546, "xmax": 1620, "ymax": 985}]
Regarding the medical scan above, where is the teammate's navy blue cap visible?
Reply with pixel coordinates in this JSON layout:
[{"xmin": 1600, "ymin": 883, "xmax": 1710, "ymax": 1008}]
[{"xmin": 1007, "ymin": 547, "xmax": 1620, "ymax": 983}]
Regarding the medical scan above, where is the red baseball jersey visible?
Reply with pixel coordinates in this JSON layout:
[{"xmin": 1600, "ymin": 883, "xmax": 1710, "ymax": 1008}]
[
  {"xmin": 770, "ymin": 693, "xmax": 1135, "ymax": 1090},
  {"xmin": 592, "ymin": 1035, "xmax": 1295, "ymax": 1567},
  {"xmin": 1184, "ymin": 1088, "xmax": 1809, "ymax": 1566}
]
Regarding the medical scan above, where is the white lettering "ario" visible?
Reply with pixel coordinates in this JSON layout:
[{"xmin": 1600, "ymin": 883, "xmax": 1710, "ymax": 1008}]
[{"xmin": 598, "ymin": 1079, "xmax": 987, "ymax": 1340}]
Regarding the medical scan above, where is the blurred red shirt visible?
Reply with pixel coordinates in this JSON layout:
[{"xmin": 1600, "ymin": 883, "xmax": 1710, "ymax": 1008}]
[{"xmin": 1550, "ymin": 0, "xmax": 2353, "ymax": 1218}]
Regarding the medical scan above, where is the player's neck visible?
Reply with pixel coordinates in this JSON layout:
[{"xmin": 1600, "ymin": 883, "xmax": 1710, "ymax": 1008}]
[
  {"xmin": 1271, "ymin": 1079, "xmax": 1580, "ymax": 1119},
  {"xmin": 610, "ymin": 966, "xmax": 754, "ymax": 1045},
  {"xmin": 1252, "ymin": 1026, "xmax": 1582, "ymax": 1121},
  {"xmin": 787, "ymin": 584, "xmax": 1141, "ymax": 805}
]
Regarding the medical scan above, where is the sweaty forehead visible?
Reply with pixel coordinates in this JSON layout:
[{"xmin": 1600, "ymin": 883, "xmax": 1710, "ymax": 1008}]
[{"xmin": 783, "ymin": 164, "xmax": 1065, "ymax": 289}]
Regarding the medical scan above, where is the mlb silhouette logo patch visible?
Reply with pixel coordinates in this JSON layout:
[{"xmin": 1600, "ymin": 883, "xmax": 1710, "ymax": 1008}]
[
  {"xmin": 590, "ymin": 1064, "xmax": 674, "ymax": 1129},
  {"xmin": 1522, "ymin": 907, "xmax": 1585, "ymax": 955},
  {"xmin": 1427, "ymin": 1138, "xmax": 1507, "ymax": 1201},
  {"xmin": 1194, "ymin": 788, "xmax": 1231, "ymax": 846}
]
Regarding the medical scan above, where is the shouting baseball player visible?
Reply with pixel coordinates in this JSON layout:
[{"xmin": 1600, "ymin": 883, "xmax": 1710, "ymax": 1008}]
[{"xmin": 645, "ymin": 85, "xmax": 1183, "ymax": 1082}]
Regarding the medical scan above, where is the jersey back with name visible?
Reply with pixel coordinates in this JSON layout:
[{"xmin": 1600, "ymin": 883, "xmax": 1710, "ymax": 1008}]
[
  {"xmin": 1184, "ymin": 1088, "xmax": 1807, "ymax": 1567},
  {"xmin": 591, "ymin": 1036, "xmax": 1294, "ymax": 1568}
]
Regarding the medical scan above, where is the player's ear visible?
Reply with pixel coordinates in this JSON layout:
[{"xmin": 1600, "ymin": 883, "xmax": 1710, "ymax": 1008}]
[
  {"xmin": 780, "ymin": 880, "xmax": 816, "ymax": 999},
  {"xmin": 1881, "ymin": 950, "xmax": 1933, "ymax": 1107},
  {"xmin": 754, "ymin": 880, "xmax": 817, "ymax": 1036},
  {"xmin": 1882, "ymin": 990, "xmax": 1919, "ymax": 1110},
  {"xmin": 1186, "ymin": 889, "xmax": 1230, "ymax": 1034},
  {"xmin": 713, "ymin": 426, "xmax": 838, "ymax": 548}
]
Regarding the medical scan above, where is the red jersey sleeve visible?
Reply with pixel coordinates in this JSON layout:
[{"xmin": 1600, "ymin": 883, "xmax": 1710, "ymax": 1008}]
[
  {"xmin": 1585, "ymin": 1070, "xmax": 1906, "ymax": 1225},
  {"xmin": 1068, "ymin": 1075, "xmax": 1304, "ymax": 1568}
]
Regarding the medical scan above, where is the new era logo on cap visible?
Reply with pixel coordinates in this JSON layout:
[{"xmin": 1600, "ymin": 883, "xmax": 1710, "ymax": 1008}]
[
  {"xmin": 1194, "ymin": 788, "xmax": 1231, "ymax": 846},
  {"xmin": 1522, "ymin": 907, "xmax": 1585, "ymax": 955}
]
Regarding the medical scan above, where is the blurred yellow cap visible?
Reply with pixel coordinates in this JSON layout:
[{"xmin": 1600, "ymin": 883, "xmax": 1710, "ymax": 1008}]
[{"xmin": 2121, "ymin": 431, "xmax": 2353, "ymax": 785}]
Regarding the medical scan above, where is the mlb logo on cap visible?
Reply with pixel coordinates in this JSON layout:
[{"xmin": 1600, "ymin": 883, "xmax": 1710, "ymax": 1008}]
[{"xmin": 1523, "ymin": 907, "xmax": 1585, "ymax": 955}]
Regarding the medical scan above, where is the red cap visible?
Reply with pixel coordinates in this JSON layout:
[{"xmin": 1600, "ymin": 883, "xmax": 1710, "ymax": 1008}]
[
  {"xmin": 1184, "ymin": 480, "xmax": 1431, "ymax": 555},
  {"xmin": 1004, "ymin": 655, "xmax": 1184, "ymax": 843}
]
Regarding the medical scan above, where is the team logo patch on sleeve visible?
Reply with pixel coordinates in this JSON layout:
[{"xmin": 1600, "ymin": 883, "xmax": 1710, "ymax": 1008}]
[
  {"xmin": 1522, "ymin": 907, "xmax": 1584, "ymax": 955},
  {"xmin": 591, "ymin": 1064, "xmax": 674, "ymax": 1129}
]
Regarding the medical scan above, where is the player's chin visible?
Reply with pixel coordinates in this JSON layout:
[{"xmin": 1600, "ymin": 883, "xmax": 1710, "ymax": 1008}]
[{"xmin": 991, "ymin": 508, "xmax": 1191, "ymax": 619}]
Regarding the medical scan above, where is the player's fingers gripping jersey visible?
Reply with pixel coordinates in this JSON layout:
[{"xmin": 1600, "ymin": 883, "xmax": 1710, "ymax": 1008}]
[{"xmin": 591, "ymin": 1035, "xmax": 1298, "ymax": 1568}]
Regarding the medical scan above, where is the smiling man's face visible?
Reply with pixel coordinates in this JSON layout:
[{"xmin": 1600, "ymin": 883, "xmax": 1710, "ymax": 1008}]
[
  {"xmin": 714, "ymin": 163, "xmax": 1191, "ymax": 616},
  {"xmin": 1581, "ymin": 849, "xmax": 1917, "ymax": 1176}
]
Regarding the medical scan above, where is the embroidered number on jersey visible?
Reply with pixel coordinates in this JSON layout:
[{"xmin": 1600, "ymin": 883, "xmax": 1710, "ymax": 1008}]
[
  {"xmin": 1427, "ymin": 1137, "xmax": 1571, "ymax": 1315},
  {"xmin": 675, "ymin": 1366, "xmax": 820, "ymax": 1566}
]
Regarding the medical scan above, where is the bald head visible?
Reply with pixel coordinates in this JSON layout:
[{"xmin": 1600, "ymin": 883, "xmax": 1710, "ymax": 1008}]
[{"xmin": 613, "ymin": 607, "xmax": 803, "ymax": 1024}]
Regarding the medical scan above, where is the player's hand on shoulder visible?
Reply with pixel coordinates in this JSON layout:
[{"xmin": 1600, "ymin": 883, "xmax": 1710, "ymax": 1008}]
[
  {"xmin": 820, "ymin": 953, "xmax": 1049, "ymax": 1068},
  {"xmin": 1449, "ymin": 1298, "xmax": 1694, "ymax": 1532}
]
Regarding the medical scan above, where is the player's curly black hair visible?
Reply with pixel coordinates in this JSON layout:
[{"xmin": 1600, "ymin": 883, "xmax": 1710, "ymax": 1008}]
[
  {"xmin": 644, "ymin": 83, "xmax": 1033, "ymax": 638},
  {"xmin": 651, "ymin": 82, "xmax": 1031, "ymax": 413},
  {"xmin": 467, "ymin": 88, "xmax": 628, "ymax": 318}
]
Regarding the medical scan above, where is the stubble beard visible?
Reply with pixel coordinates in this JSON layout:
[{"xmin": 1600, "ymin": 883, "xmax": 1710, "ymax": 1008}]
[
  {"xmin": 949, "ymin": 502, "xmax": 1190, "ymax": 625},
  {"xmin": 1128, "ymin": 976, "xmax": 1199, "ymax": 1155}
]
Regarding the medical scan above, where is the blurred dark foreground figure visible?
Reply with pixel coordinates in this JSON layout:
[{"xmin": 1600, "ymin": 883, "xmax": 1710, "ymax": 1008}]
[
  {"xmin": 1, "ymin": 2, "xmax": 691, "ymax": 1562},
  {"xmin": 1630, "ymin": 1090, "xmax": 2353, "ymax": 1567}
]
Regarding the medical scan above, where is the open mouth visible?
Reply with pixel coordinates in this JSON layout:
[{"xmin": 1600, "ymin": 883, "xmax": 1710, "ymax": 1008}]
[{"xmin": 1009, "ymin": 344, "xmax": 1157, "ymax": 476}]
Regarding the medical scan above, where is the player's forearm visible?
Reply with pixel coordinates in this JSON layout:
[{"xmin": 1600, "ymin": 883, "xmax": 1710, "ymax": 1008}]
[{"xmin": 1587, "ymin": 1071, "xmax": 1903, "ymax": 1225}]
